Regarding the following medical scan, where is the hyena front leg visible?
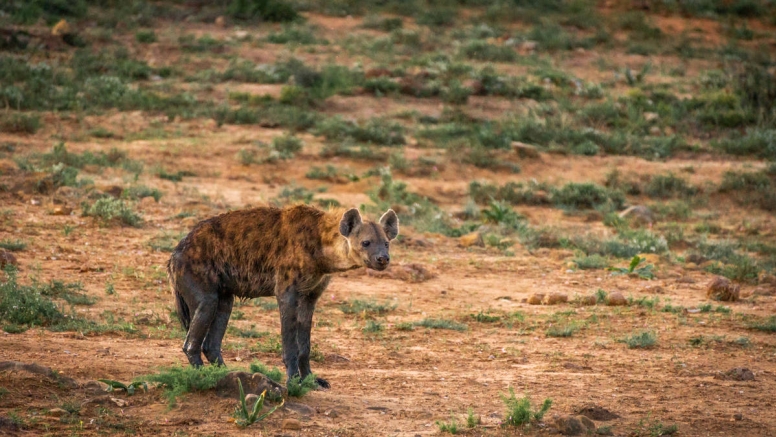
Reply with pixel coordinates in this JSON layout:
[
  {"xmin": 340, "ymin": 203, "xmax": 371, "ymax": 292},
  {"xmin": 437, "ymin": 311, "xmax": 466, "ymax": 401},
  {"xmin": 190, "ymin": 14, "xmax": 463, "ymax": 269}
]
[
  {"xmin": 297, "ymin": 278, "xmax": 330, "ymax": 389},
  {"xmin": 277, "ymin": 282, "xmax": 301, "ymax": 381}
]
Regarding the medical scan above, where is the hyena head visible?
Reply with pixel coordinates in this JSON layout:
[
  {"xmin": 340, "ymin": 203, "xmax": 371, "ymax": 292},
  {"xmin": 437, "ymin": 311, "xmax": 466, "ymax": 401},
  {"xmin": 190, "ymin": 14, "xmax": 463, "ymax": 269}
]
[{"xmin": 339, "ymin": 208, "xmax": 399, "ymax": 271}]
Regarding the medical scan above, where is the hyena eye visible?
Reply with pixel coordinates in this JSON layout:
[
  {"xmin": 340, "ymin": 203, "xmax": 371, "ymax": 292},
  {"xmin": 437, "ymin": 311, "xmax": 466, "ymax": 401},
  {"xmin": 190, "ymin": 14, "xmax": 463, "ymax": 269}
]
[
  {"xmin": 385, "ymin": 242, "xmax": 389, "ymax": 248},
  {"xmin": 361, "ymin": 241, "xmax": 370, "ymax": 248}
]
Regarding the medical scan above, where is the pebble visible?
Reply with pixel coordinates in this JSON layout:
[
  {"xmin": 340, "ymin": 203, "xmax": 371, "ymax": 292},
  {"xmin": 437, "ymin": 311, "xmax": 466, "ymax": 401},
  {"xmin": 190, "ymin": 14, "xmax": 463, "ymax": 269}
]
[
  {"xmin": 281, "ymin": 418, "xmax": 302, "ymax": 430},
  {"xmin": 606, "ymin": 292, "xmax": 627, "ymax": 306}
]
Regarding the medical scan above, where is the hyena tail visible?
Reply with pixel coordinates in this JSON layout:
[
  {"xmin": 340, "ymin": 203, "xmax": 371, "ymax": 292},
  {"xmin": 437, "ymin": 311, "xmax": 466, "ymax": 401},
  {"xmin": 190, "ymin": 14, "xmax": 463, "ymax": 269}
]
[{"xmin": 168, "ymin": 259, "xmax": 191, "ymax": 332}]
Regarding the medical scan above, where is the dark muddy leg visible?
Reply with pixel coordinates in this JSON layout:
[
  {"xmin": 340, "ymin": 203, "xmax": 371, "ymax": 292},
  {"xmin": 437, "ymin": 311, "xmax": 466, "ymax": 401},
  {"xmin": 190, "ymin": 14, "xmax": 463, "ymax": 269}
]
[
  {"xmin": 203, "ymin": 294, "xmax": 234, "ymax": 366},
  {"xmin": 180, "ymin": 274, "xmax": 219, "ymax": 367},
  {"xmin": 298, "ymin": 278, "xmax": 330, "ymax": 389},
  {"xmin": 277, "ymin": 285, "xmax": 300, "ymax": 381},
  {"xmin": 297, "ymin": 292, "xmax": 328, "ymax": 388}
]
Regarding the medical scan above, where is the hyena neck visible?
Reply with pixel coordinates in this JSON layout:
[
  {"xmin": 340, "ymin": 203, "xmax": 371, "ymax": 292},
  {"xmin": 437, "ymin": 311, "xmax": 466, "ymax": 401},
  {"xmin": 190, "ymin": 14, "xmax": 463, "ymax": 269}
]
[
  {"xmin": 322, "ymin": 237, "xmax": 361, "ymax": 273},
  {"xmin": 320, "ymin": 210, "xmax": 362, "ymax": 273}
]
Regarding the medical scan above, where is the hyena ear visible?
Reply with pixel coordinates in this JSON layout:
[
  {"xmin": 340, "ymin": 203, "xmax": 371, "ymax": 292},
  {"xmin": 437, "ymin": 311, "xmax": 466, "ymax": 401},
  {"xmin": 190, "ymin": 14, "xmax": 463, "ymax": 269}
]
[
  {"xmin": 379, "ymin": 209, "xmax": 399, "ymax": 240},
  {"xmin": 339, "ymin": 208, "xmax": 362, "ymax": 237}
]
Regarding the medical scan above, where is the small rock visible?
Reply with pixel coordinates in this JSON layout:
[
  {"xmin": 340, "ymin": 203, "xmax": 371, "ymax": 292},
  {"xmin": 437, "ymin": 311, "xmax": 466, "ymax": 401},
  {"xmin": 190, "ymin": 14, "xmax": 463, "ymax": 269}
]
[
  {"xmin": 286, "ymin": 401, "xmax": 316, "ymax": 417},
  {"xmin": 707, "ymin": 276, "xmax": 739, "ymax": 302},
  {"xmin": 649, "ymin": 126, "xmax": 662, "ymax": 136},
  {"xmin": 576, "ymin": 405, "xmax": 620, "ymax": 421},
  {"xmin": 686, "ymin": 253, "xmax": 706, "ymax": 264},
  {"xmin": 459, "ymin": 232, "xmax": 484, "ymax": 248},
  {"xmin": 82, "ymin": 395, "xmax": 114, "ymax": 406},
  {"xmin": 527, "ymin": 293, "xmax": 545, "ymax": 305},
  {"xmin": 512, "ymin": 141, "xmax": 541, "ymax": 158},
  {"xmin": 579, "ymin": 295, "xmax": 597, "ymax": 306},
  {"xmin": 715, "ymin": 367, "xmax": 754, "ymax": 381},
  {"xmin": 521, "ymin": 40, "xmax": 538, "ymax": 51},
  {"xmin": 48, "ymin": 408, "xmax": 69, "ymax": 417},
  {"xmin": 606, "ymin": 292, "xmax": 627, "ymax": 306},
  {"xmin": 556, "ymin": 416, "xmax": 585, "ymax": 435},
  {"xmin": 676, "ymin": 276, "xmax": 696, "ymax": 284},
  {"xmin": 216, "ymin": 372, "xmax": 287, "ymax": 400},
  {"xmin": 734, "ymin": 413, "xmax": 743, "ymax": 421},
  {"xmin": 577, "ymin": 415, "xmax": 596, "ymax": 431},
  {"xmin": 544, "ymin": 293, "xmax": 568, "ymax": 305},
  {"xmin": 111, "ymin": 397, "xmax": 128, "ymax": 407},
  {"xmin": 103, "ymin": 185, "xmax": 124, "ymax": 199},
  {"xmin": 51, "ymin": 205, "xmax": 72, "ymax": 216},
  {"xmin": 325, "ymin": 409, "xmax": 339, "ymax": 418},
  {"xmin": 643, "ymin": 112, "xmax": 659, "ymax": 122},
  {"xmin": 0, "ymin": 250, "xmax": 18, "ymax": 268},
  {"xmin": 215, "ymin": 16, "xmax": 226, "ymax": 27},
  {"xmin": 281, "ymin": 418, "xmax": 302, "ymax": 430},
  {"xmin": 233, "ymin": 30, "xmax": 249, "ymax": 40},
  {"xmin": 82, "ymin": 380, "xmax": 105, "ymax": 395},
  {"xmin": 759, "ymin": 273, "xmax": 776, "ymax": 285}
]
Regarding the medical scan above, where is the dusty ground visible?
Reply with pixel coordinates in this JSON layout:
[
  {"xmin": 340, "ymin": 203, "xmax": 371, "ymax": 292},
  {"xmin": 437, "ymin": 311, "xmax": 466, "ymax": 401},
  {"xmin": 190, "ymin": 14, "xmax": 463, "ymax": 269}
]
[
  {"xmin": 2, "ymin": 126, "xmax": 775, "ymax": 436},
  {"xmin": 1, "ymin": 3, "xmax": 776, "ymax": 437}
]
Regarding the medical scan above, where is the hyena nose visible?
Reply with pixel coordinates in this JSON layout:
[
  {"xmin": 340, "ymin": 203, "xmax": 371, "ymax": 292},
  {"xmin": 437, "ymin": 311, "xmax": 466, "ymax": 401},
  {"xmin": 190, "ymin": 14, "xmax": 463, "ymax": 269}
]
[{"xmin": 377, "ymin": 255, "xmax": 390, "ymax": 265}]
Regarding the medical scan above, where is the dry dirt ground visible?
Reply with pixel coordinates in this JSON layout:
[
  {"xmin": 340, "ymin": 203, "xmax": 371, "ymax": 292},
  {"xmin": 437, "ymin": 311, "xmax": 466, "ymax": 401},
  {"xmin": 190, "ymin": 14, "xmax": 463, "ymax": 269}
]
[{"xmin": 2, "ymin": 4, "xmax": 776, "ymax": 437}]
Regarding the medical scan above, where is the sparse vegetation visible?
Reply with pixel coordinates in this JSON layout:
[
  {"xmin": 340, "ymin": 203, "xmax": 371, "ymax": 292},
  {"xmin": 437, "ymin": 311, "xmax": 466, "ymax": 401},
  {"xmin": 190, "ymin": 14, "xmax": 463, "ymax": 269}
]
[
  {"xmin": 624, "ymin": 331, "xmax": 658, "ymax": 349},
  {"xmin": 139, "ymin": 365, "xmax": 233, "ymax": 406},
  {"xmin": 0, "ymin": 239, "xmax": 26, "ymax": 252},
  {"xmin": 232, "ymin": 379, "xmax": 283, "ymax": 427},
  {"xmin": 414, "ymin": 318, "xmax": 467, "ymax": 332},
  {"xmin": 437, "ymin": 415, "xmax": 459, "ymax": 434},
  {"xmin": 339, "ymin": 299, "xmax": 396, "ymax": 315},
  {"xmin": 82, "ymin": 198, "xmax": 142, "ymax": 227},
  {"xmin": 501, "ymin": 389, "xmax": 552, "ymax": 427},
  {"xmin": 286, "ymin": 374, "xmax": 317, "ymax": 397}
]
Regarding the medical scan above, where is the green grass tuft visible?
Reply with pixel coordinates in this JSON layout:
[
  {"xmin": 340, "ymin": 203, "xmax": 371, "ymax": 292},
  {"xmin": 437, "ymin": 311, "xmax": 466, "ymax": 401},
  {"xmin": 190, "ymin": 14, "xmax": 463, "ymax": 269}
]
[
  {"xmin": 501, "ymin": 388, "xmax": 552, "ymax": 427},
  {"xmin": 437, "ymin": 415, "xmax": 459, "ymax": 434},
  {"xmin": 139, "ymin": 365, "xmax": 233, "ymax": 406},
  {"xmin": 363, "ymin": 320, "xmax": 384, "ymax": 333},
  {"xmin": 748, "ymin": 316, "xmax": 776, "ymax": 333},
  {"xmin": 414, "ymin": 318, "xmax": 467, "ymax": 332},
  {"xmin": 0, "ymin": 267, "xmax": 63, "ymax": 330},
  {"xmin": 81, "ymin": 198, "xmax": 142, "ymax": 227},
  {"xmin": 286, "ymin": 374, "xmax": 317, "ymax": 397},
  {"xmin": 339, "ymin": 299, "xmax": 396, "ymax": 315},
  {"xmin": 0, "ymin": 239, "xmax": 26, "ymax": 252},
  {"xmin": 249, "ymin": 361, "xmax": 283, "ymax": 383},
  {"xmin": 624, "ymin": 331, "xmax": 657, "ymax": 349},
  {"xmin": 546, "ymin": 323, "xmax": 579, "ymax": 338}
]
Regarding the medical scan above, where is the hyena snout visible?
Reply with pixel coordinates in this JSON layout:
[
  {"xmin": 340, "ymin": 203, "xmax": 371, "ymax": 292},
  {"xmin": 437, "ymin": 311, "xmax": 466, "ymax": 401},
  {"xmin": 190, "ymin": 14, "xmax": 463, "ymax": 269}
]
[
  {"xmin": 370, "ymin": 251, "xmax": 390, "ymax": 270},
  {"xmin": 375, "ymin": 254, "xmax": 390, "ymax": 267}
]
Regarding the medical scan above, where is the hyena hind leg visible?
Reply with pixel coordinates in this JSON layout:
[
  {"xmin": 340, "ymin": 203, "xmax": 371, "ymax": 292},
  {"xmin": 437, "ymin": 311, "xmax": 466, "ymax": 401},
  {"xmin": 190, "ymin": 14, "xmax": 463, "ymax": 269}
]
[
  {"xmin": 202, "ymin": 294, "xmax": 234, "ymax": 366},
  {"xmin": 179, "ymin": 275, "xmax": 220, "ymax": 367}
]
